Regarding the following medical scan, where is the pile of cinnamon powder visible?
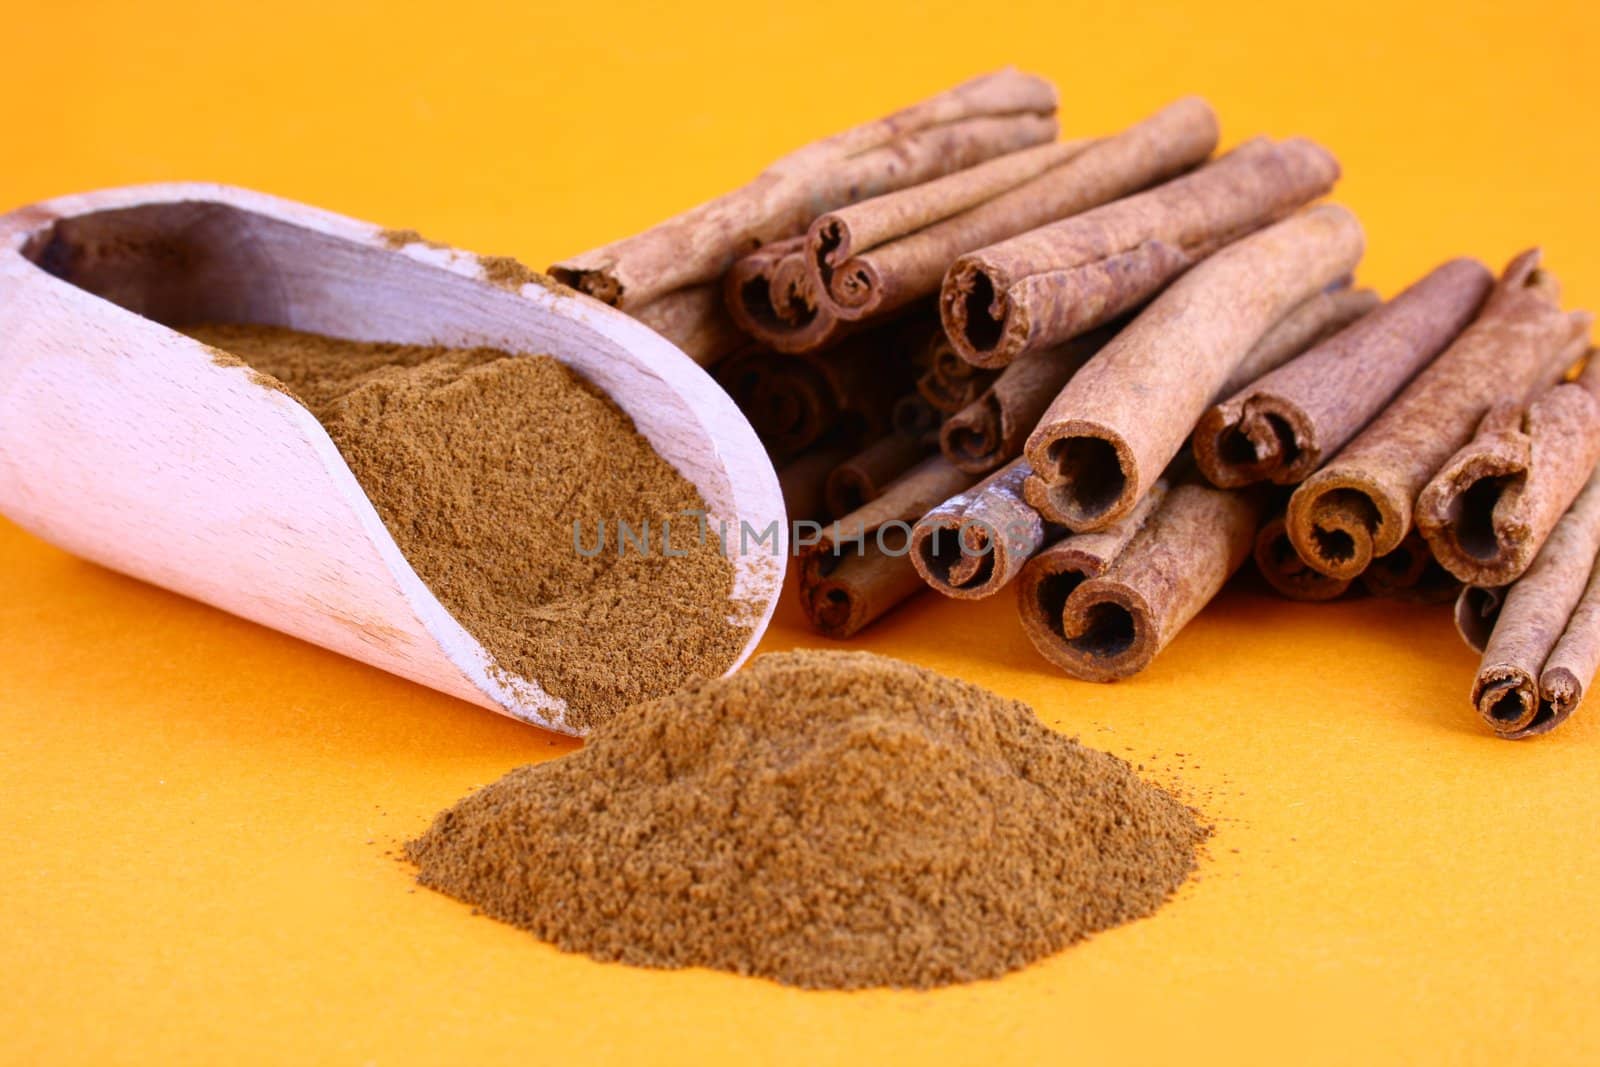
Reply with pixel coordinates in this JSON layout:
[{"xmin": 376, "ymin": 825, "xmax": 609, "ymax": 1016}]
[
  {"xmin": 189, "ymin": 323, "xmax": 749, "ymax": 732},
  {"xmin": 405, "ymin": 650, "xmax": 1205, "ymax": 989}
]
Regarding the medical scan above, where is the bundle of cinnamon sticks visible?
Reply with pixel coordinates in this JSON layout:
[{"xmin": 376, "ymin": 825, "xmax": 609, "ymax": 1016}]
[{"xmin": 553, "ymin": 70, "xmax": 1598, "ymax": 739}]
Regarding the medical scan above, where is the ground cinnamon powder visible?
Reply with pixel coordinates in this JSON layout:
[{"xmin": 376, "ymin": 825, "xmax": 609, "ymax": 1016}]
[
  {"xmin": 405, "ymin": 650, "xmax": 1205, "ymax": 989},
  {"xmin": 188, "ymin": 323, "xmax": 748, "ymax": 732}
]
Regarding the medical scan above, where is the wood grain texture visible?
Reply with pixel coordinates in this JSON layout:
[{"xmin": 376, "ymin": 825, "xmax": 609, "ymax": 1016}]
[{"xmin": 0, "ymin": 184, "xmax": 786, "ymax": 734}]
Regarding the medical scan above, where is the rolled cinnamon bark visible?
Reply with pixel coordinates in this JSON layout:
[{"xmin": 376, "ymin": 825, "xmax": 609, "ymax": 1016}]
[
  {"xmin": 1018, "ymin": 480, "xmax": 1265, "ymax": 681},
  {"xmin": 744, "ymin": 354, "xmax": 838, "ymax": 457},
  {"xmin": 985, "ymin": 283, "xmax": 1371, "ymax": 485},
  {"xmin": 712, "ymin": 346, "xmax": 770, "ymax": 411},
  {"xmin": 725, "ymin": 238, "xmax": 856, "ymax": 353},
  {"xmin": 778, "ymin": 435, "xmax": 858, "ymax": 522},
  {"xmin": 941, "ymin": 137, "xmax": 1341, "ymax": 368},
  {"xmin": 1470, "ymin": 467, "xmax": 1600, "ymax": 738},
  {"xmin": 1022, "ymin": 204, "xmax": 1366, "ymax": 531},
  {"xmin": 1210, "ymin": 285, "xmax": 1380, "ymax": 402},
  {"xmin": 1254, "ymin": 512, "xmax": 1352, "ymax": 601},
  {"xmin": 1416, "ymin": 356, "xmax": 1600, "ymax": 586},
  {"xmin": 743, "ymin": 320, "xmax": 929, "ymax": 455},
  {"xmin": 1015, "ymin": 480, "xmax": 1170, "ymax": 665},
  {"xmin": 799, "ymin": 456, "xmax": 977, "ymax": 638},
  {"xmin": 939, "ymin": 328, "xmax": 1109, "ymax": 474},
  {"xmin": 629, "ymin": 283, "xmax": 746, "ymax": 367},
  {"xmin": 810, "ymin": 98, "xmax": 1218, "ymax": 324},
  {"xmin": 1286, "ymin": 250, "xmax": 1591, "ymax": 580},
  {"xmin": 1359, "ymin": 530, "xmax": 1460, "ymax": 604},
  {"xmin": 916, "ymin": 365, "xmax": 989, "ymax": 413},
  {"xmin": 909, "ymin": 459, "xmax": 1055, "ymax": 599},
  {"xmin": 551, "ymin": 69, "xmax": 1058, "ymax": 363},
  {"xmin": 824, "ymin": 432, "xmax": 931, "ymax": 517},
  {"xmin": 1455, "ymin": 584, "xmax": 1505, "ymax": 653},
  {"xmin": 1536, "ymin": 561, "xmax": 1600, "ymax": 734},
  {"xmin": 1195, "ymin": 259, "xmax": 1493, "ymax": 488},
  {"xmin": 915, "ymin": 335, "xmax": 999, "ymax": 412}
]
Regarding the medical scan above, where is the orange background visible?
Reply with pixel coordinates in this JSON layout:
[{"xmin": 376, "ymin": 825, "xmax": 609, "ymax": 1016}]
[{"xmin": 5, "ymin": 1, "xmax": 1600, "ymax": 1063}]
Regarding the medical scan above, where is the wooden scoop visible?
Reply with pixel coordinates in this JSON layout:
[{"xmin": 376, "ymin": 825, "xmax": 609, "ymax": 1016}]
[{"xmin": 0, "ymin": 184, "xmax": 786, "ymax": 734}]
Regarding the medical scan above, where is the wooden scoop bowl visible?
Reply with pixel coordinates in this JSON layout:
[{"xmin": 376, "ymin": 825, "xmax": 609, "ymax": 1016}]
[{"xmin": 0, "ymin": 184, "xmax": 786, "ymax": 734}]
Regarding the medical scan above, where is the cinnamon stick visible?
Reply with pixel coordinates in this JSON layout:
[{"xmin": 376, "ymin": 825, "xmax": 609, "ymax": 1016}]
[
  {"xmin": 939, "ymin": 328, "xmax": 1109, "ymax": 474},
  {"xmin": 1015, "ymin": 480, "xmax": 1171, "ymax": 666},
  {"xmin": 1358, "ymin": 530, "xmax": 1460, "ymax": 604},
  {"xmin": 736, "ymin": 321, "xmax": 928, "ymax": 456},
  {"xmin": 1415, "ymin": 355, "xmax": 1600, "ymax": 586},
  {"xmin": 742, "ymin": 354, "xmax": 839, "ymax": 457},
  {"xmin": 551, "ymin": 69, "xmax": 1058, "ymax": 364},
  {"xmin": 1254, "ymin": 512, "xmax": 1352, "ymax": 601},
  {"xmin": 725, "ymin": 237, "xmax": 856, "ymax": 354},
  {"xmin": 712, "ymin": 345, "xmax": 769, "ymax": 412},
  {"xmin": 1535, "ymin": 560, "xmax": 1600, "ymax": 734},
  {"xmin": 799, "ymin": 456, "xmax": 977, "ymax": 638},
  {"xmin": 910, "ymin": 459, "xmax": 1054, "ymax": 599},
  {"xmin": 942, "ymin": 286, "xmax": 1374, "ymax": 479},
  {"xmin": 1196, "ymin": 260, "xmax": 1491, "ymax": 488},
  {"xmin": 1018, "ymin": 480, "xmax": 1265, "ymax": 681},
  {"xmin": 916, "ymin": 332, "xmax": 999, "ymax": 412},
  {"xmin": 1022, "ymin": 204, "xmax": 1365, "ymax": 531},
  {"xmin": 809, "ymin": 98, "xmax": 1217, "ymax": 324},
  {"xmin": 1470, "ymin": 467, "xmax": 1600, "ymax": 738},
  {"xmin": 1286, "ymin": 250, "xmax": 1591, "ymax": 580},
  {"xmin": 941, "ymin": 137, "xmax": 1341, "ymax": 368},
  {"xmin": 1455, "ymin": 584, "xmax": 1505, "ymax": 653},
  {"xmin": 629, "ymin": 283, "xmax": 747, "ymax": 367},
  {"xmin": 778, "ymin": 435, "xmax": 858, "ymax": 522},
  {"xmin": 1209, "ymin": 284, "xmax": 1380, "ymax": 402},
  {"xmin": 824, "ymin": 432, "xmax": 931, "ymax": 517}
]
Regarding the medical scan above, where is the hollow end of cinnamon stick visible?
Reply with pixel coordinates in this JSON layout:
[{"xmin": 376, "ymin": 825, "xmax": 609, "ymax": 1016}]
[
  {"xmin": 1286, "ymin": 473, "xmax": 1400, "ymax": 580},
  {"xmin": 803, "ymin": 573, "xmax": 862, "ymax": 637},
  {"xmin": 940, "ymin": 396, "xmax": 1004, "ymax": 473},
  {"xmin": 1473, "ymin": 664, "xmax": 1541, "ymax": 736},
  {"xmin": 747, "ymin": 361, "xmax": 836, "ymax": 458},
  {"xmin": 1416, "ymin": 454, "xmax": 1532, "ymax": 587},
  {"xmin": 940, "ymin": 257, "xmax": 1024, "ymax": 369},
  {"xmin": 725, "ymin": 243, "xmax": 847, "ymax": 354},
  {"xmin": 1254, "ymin": 515, "xmax": 1351, "ymax": 601},
  {"xmin": 1360, "ymin": 531, "xmax": 1460, "ymax": 604},
  {"xmin": 910, "ymin": 518, "xmax": 1002, "ymax": 599},
  {"xmin": 810, "ymin": 216, "xmax": 884, "ymax": 317},
  {"xmin": 1518, "ymin": 669, "xmax": 1583, "ymax": 738},
  {"xmin": 547, "ymin": 264, "xmax": 621, "ymax": 306},
  {"xmin": 916, "ymin": 364, "xmax": 992, "ymax": 413},
  {"xmin": 1023, "ymin": 423, "xmax": 1139, "ymax": 530},
  {"xmin": 1015, "ymin": 551, "xmax": 1101, "ymax": 670},
  {"xmin": 1051, "ymin": 582, "xmax": 1158, "ymax": 683},
  {"xmin": 1194, "ymin": 395, "xmax": 1315, "ymax": 489},
  {"xmin": 799, "ymin": 546, "xmax": 924, "ymax": 640}
]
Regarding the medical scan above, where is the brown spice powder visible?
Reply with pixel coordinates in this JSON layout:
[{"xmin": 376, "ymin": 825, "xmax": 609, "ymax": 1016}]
[
  {"xmin": 188, "ymin": 323, "xmax": 748, "ymax": 732},
  {"xmin": 405, "ymin": 650, "xmax": 1206, "ymax": 989},
  {"xmin": 476, "ymin": 253, "xmax": 570, "ymax": 294},
  {"xmin": 377, "ymin": 227, "xmax": 449, "ymax": 251}
]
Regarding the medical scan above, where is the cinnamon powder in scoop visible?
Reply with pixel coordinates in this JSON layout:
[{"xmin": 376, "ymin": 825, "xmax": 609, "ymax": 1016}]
[
  {"xmin": 406, "ymin": 650, "xmax": 1205, "ymax": 989},
  {"xmin": 188, "ymin": 323, "xmax": 748, "ymax": 732}
]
